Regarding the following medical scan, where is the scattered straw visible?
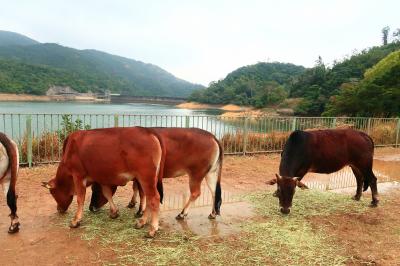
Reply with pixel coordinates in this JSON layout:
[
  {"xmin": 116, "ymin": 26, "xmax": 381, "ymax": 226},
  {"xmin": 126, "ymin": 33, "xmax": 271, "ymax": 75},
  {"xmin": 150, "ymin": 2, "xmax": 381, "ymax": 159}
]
[{"xmin": 59, "ymin": 189, "xmax": 372, "ymax": 265}]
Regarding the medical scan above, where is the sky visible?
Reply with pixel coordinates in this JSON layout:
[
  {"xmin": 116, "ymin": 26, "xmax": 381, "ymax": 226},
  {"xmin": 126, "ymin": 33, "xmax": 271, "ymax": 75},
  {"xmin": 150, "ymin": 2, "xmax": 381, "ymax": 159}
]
[{"xmin": 0, "ymin": 0, "xmax": 399, "ymax": 85}]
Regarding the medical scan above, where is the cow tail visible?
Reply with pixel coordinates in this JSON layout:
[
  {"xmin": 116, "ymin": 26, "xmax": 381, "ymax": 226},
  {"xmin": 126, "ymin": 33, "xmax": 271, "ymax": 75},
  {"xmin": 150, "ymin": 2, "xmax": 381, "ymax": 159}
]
[
  {"xmin": 152, "ymin": 130, "xmax": 165, "ymax": 204},
  {"xmin": 0, "ymin": 133, "xmax": 18, "ymax": 217},
  {"xmin": 214, "ymin": 138, "xmax": 223, "ymax": 215},
  {"xmin": 363, "ymin": 133, "xmax": 375, "ymax": 191}
]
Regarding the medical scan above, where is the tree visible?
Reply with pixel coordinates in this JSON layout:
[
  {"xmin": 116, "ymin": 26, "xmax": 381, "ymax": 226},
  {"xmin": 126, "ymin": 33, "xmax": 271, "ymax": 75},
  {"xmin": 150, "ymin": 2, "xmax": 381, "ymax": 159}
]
[
  {"xmin": 393, "ymin": 28, "xmax": 400, "ymax": 42},
  {"xmin": 382, "ymin": 26, "xmax": 390, "ymax": 45}
]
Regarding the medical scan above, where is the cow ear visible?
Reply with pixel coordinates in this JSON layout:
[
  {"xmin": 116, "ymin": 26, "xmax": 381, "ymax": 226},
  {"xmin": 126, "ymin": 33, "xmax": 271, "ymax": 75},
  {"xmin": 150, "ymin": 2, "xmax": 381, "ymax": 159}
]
[
  {"xmin": 296, "ymin": 180, "xmax": 309, "ymax": 189},
  {"xmin": 266, "ymin": 174, "xmax": 279, "ymax": 185}
]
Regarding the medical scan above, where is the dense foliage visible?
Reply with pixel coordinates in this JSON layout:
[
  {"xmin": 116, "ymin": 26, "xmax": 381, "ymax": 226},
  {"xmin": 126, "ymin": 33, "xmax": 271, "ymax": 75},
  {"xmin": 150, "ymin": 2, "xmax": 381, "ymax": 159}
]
[
  {"xmin": 324, "ymin": 50, "xmax": 400, "ymax": 117},
  {"xmin": 0, "ymin": 31, "xmax": 202, "ymax": 97},
  {"xmin": 291, "ymin": 42, "xmax": 400, "ymax": 116},
  {"xmin": 190, "ymin": 38, "xmax": 400, "ymax": 116},
  {"xmin": 188, "ymin": 62, "xmax": 305, "ymax": 107}
]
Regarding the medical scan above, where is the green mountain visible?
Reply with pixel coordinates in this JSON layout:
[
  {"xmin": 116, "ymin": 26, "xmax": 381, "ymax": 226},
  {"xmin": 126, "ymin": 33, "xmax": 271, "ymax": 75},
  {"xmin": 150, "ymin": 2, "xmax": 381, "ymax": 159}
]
[
  {"xmin": 0, "ymin": 31, "xmax": 203, "ymax": 97},
  {"xmin": 0, "ymin": 30, "xmax": 39, "ymax": 46},
  {"xmin": 189, "ymin": 62, "xmax": 305, "ymax": 107},
  {"xmin": 290, "ymin": 42, "xmax": 400, "ymax": 115},
  {"xmin": 324, "ymin": 50, "xmax": 400, "ymax": 117}
]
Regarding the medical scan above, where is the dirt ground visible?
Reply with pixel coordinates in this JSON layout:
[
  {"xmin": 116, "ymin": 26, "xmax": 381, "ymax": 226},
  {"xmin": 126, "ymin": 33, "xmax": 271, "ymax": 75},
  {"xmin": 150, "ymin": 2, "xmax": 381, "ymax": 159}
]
[{"xmin": 0, "ymin": 147, "xmax": 399, "ymax": 265}]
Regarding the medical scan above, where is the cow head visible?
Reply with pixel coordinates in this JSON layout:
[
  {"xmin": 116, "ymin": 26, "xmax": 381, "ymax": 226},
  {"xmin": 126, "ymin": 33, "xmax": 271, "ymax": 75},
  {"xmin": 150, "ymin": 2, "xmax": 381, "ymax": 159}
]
[
  {"xmin": 42, "ymin": 177, "xmax": 73, "ymax": 213},
  {"xmin": 266, "ymin": 174, "xmax": 308, "ymax": 214},
  {"xmin": 89, "ymin": 183, "xmax": 108, "ymax": 212}
]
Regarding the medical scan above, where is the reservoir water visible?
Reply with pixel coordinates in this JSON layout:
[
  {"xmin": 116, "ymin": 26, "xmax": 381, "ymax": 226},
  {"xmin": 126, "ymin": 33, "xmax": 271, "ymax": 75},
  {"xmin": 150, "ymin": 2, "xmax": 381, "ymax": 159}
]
[
  {"xmin": 0, "ymin": 101, "xmax": 221, "ymax": 116},
  {"xmin": 0, "ymin": 101, "xmax": 227, "ymax": 140}
]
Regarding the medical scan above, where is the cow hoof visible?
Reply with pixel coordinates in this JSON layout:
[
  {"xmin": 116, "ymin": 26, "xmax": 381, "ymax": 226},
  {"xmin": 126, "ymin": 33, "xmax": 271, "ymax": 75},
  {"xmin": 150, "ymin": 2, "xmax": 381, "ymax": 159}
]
[
  {"xmin": 109, "ymin": 211, "xmax": 119, "ymax": 219},
  {"xmin": 8, "ymin": 222, "xmax": 20, "ymax": 234},
  {"xmin": 370, "ymin": 200, "xmax": 379, "ymax": 207},
  {"xmin": 135, "ymin": 210, "xmax": 144, "ymax": 218},
  {"xmin": 69, "ymin": 221, "xmax": 81, "ymax": 228},
  {"xmin": 89, "ymin": 205, "xmax": 100, "ymax": 212},
  {"xmin": 127, "ymin": 202, "xmax": 135, "ymax": 209},
  {"xmin": 145, "ymin": 231, "xmax": 156, "ymax": 239},
  {"xmin": 352, "ymin": 195, "xmax": 361, "ymax": 201},
  {"xmin": 135, "ymin": 222, "xmax": 145, "ymax": 229},
  {"xmin": 272, "ymin": 191, "xmax": 278, "ymax": 197},
  {"xmin": 208, "ymin": 213, "xmax": 217, "ymax": 220},
  {"xmin": 175, "ymin": 213, "xmax": 187, "ymax": 220}
]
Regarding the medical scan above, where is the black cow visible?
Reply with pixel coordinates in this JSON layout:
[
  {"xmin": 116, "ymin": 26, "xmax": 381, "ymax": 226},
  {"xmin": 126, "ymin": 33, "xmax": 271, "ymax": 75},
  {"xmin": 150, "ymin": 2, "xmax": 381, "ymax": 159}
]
[{"xmin": 267, "ymin": 129, "xmax": 379, "ymax": 214}]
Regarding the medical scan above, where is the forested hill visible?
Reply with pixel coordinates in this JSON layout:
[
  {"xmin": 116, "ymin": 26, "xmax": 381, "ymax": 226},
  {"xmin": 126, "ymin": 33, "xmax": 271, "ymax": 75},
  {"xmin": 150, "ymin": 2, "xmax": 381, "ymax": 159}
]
[
  {"xmin": 0, "ymin": 31, "xmax": 203, "ymax": 97},
  {"xmin": 190, "ymin": 39, "xmax": 400, "ymax": 116},
  {"xmin": 324, "ymin": 49, "xmax": 400, "ymax": 117},
  {"xmin": 291, "ymin": 42, "xmax": 400, "ymax": 116},
  {"xmin": 0, "ymin": 30, "xmax": 39, "ymax": 46},
  {"xmin": 189, "ymin": 62, "xmax": 305, "ymax": 107}
]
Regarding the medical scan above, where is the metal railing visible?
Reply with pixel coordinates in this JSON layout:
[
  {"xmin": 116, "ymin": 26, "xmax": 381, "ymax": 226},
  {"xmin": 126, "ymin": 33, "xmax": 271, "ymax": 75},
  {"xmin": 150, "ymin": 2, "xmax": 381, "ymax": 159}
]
[{"xmin": 0, "ymin": 113, "xmax": 399, "ymax": 166}]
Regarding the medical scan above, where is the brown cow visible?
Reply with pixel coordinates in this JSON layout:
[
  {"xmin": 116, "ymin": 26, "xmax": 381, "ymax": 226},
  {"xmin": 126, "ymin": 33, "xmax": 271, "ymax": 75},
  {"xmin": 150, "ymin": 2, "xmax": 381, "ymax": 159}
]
[
  {"xmin": 42, "ymin": 127, "xmax": 165, "ymax": 238},
  {"xmin": 267, "ymin": 129, "xmax": 379, "ymax": 214},
  {"xmin": 0, "ymin": 132, "xmax": 20, "ymax": 233},
  {"xmin": 89, "ymin": 128, "xmax": 223, "ymax": 220}
]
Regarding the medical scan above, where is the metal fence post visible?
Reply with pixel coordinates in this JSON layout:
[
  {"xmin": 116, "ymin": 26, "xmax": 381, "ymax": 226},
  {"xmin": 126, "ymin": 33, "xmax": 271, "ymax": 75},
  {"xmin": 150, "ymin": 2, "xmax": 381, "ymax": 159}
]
[
  {"xmin": 367, "ymin": 118, "xmax": 372, "ymax": 135},
  {"xmin": 26, "ymin": 115, "xmax": 32, "ymax": 168},
  {"xmin": 396, "ymin": 118, "xmax": 400, "ymax": 147},
  {"xmin": 185, "ymin": 116, "xmax": 190, "ymax": 128},
  {"xmin": 291, "ymin": 117, "xmax": 297, "ymax": 131},
  {"xmin": 114, "ymin": 114, "xmax": 119, "ymax": 127},
  {"xmin": 331, "ymin": 118, "xmax": 336, "ymax": 128},
  {"xmin": 243, "ymin": 116, "xmax": 249, "ymax": 155}
]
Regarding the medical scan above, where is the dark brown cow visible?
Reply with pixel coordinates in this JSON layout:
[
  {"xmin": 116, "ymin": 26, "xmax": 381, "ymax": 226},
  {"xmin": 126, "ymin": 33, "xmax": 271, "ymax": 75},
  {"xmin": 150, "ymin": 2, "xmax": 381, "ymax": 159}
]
[
  {"xmin": 42, "ymin": 127, "xmax": 165, "ymax": 237},
  {"xmin": 0, "ymin": 132, "xmax": 20, "ymax": 233},
  {"xmin": 90, "ymin": 128, "xmax": 223, "ymax": 220},
  {"xmin": 267, "ymin": 129, "xmax": 379, "ymax": 214}
]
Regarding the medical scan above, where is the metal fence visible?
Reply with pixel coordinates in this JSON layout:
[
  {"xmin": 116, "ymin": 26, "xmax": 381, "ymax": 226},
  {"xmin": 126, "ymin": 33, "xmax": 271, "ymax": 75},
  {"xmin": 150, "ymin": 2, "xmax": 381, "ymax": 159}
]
[{"xmin": 0, "ymin": 113, "xmax": 399, "ymax": 166}]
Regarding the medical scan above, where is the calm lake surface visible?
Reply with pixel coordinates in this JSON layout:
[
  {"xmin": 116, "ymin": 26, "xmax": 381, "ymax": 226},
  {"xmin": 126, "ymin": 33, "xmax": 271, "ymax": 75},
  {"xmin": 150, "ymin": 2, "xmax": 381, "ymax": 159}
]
[
  {"xmin": 0, "ymin": 101, "xmax": 227, "ymax": 139},
  {"xmin": 0, "ymin": 101, "xmax": 222, "ymax": 116}
]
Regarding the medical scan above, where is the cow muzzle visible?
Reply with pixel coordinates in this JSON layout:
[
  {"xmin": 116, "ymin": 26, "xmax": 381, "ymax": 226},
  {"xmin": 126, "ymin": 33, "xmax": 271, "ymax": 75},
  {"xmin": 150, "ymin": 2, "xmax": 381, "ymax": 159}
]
[
  {"xmin": 57, "ymin": 205, "xmax": 67, "ymax": 214},
  {"xmin": 280, "ymin": 207, "xmax": 290, "ymax": 214}
]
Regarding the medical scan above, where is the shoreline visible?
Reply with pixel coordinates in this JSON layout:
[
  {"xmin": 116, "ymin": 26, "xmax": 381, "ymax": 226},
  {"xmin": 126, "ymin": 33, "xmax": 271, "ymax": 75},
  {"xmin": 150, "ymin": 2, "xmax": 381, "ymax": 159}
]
[
  {"xmin": 0, "ymin": 93, "xmax": 52, "ymax": 102},
  {"xmin": 176, "ymin": 102, "xmax": 280, "ymax": 117}
]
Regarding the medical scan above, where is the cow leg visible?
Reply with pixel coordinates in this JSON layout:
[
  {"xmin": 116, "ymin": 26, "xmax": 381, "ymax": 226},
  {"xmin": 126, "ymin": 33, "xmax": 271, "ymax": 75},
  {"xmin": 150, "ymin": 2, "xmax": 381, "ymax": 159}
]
[
  {"xmin": 135, "ymin": 181, "xmax": 146, "ymax": 218},
  {"xmin": 70, "ymin": 176, "xmax": 86, "ymax": 228},
  {"xmin": 176, "ymin": 177, "xmax": 201, "ymax": 220},
  {"xmin": 2, "ymin": 177, "xmax": 20, "ymax": 233},
  {"xmin": 128, "ymin": 179, "xmax": 146, "ymax": 218},
  {"xmin": 205, "ymin": 168, "xmax": 219, "ymax": 219},
  {"xmin": 101, "ymin": 185, "xmax": 119, "ymax": 219},
  {"xmin": 367, "ymin": 170, "xmax": 379, "ymax": 207},
  {"xmin": 135, "ymin": 181, "xmax": 160, "ymax": 238},
  {"xmin": 350, "ymin": 166, "xmax": 363, "ymax": 201},
  {"xmin": 127, "ymin": 180, "xmax": 139, "ymax": 209}
]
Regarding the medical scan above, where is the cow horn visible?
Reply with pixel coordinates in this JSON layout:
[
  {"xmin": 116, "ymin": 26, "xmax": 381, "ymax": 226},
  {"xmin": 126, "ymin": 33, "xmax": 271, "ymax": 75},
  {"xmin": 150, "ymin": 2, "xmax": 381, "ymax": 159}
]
[
  {"xmin": 41, "ymin": 181, "xmax": 51, "ymax": 190},
  {"xmin": 275, "ymin": 173, "xmax": 281, "ymax": 180}
]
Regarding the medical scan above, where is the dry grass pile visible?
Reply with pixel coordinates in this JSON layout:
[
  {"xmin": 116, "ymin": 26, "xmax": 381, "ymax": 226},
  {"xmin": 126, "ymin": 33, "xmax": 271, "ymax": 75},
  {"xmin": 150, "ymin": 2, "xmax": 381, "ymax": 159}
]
[{"xmin": 59, "ymin": 189, "xmax": 374, "ymax": 265}]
